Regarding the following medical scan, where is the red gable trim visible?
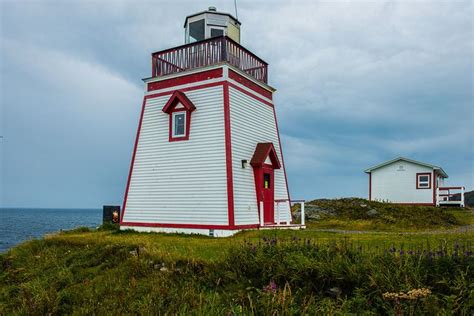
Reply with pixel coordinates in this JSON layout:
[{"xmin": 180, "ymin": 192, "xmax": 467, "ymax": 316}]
[
  {"xmin": 162, "ymin": 90, "xmax": 196, "ymax": 113},
  {"xmin": 147, "ymin": 68, "xmax": 223, "ymax": 92},
  {"xmin": 250, "ymin": 143, "xmax": 281, "ymax": 169}
]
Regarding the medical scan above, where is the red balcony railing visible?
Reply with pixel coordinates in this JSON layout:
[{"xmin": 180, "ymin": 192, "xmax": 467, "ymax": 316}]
[{"xmin": 151, "ymin": 36, "xmax": 268, "ymax": 84}]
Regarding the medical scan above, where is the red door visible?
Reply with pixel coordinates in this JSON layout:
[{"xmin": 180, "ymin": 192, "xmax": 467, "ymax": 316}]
[{"xmin": 262, "ymin": 167, "xmax": 274, "ymax": 224}]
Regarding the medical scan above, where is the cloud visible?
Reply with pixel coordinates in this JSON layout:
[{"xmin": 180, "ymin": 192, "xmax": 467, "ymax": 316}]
[{"xmin": 0, "ymin": 0, "xmax": 472, "ymax": 206}]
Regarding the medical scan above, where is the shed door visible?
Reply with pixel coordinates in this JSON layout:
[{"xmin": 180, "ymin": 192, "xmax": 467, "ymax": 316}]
[{"xmin": 262, "ymin": 167, "xmax": 275, "ymax": 224}]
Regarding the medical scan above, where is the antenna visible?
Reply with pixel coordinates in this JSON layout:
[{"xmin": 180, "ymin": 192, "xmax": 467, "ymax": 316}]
[{"xmin": 234, "ymin": 0, "xmax": 238, "ymax": 19}]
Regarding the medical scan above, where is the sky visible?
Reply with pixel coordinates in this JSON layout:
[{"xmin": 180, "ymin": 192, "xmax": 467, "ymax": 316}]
[{"xmin": 0, "ymin": 0, "xmax": 473, "ymax": 208}]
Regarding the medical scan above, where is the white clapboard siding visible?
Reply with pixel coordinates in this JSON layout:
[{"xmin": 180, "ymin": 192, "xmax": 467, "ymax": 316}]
[
  {"xmin": 371, "ymin": 161, "xmax": 433, "ymax": 204},
  {"xmin": 123, "ymin": 86, "xmax": 229, "ymax": 225},
  {"xmin": 229, "ymin": 87, "xmax": 290, "ymax": 225}
]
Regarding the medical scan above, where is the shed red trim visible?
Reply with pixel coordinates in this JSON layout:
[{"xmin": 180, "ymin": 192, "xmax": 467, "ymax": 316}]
[
  {"xmin": 250, "ymin": 143, "xmax": 281, "ymax": 169},
  {"xmin": 416, "ymin": 172, "xmax": 432, "ymax": 189},
  {"xmin": 368, "ymin": 172, "xmax": 372, "ymax": 201}
]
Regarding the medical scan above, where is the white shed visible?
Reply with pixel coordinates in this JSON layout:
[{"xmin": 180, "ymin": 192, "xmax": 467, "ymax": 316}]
[{"xmin": 365, "ymin": 157, "xmax": 450, "ymax": 205}]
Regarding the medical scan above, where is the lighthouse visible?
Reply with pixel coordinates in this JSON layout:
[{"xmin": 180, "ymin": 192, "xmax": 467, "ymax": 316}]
[{"xmin": 120, "ymin": 7, "xmax": 294, "ymax": 236}]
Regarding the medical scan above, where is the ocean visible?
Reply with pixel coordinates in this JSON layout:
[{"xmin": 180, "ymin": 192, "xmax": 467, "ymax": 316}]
[{"xmin": 0, "ymin": 208, "xmax": 102, "ymax": 253}]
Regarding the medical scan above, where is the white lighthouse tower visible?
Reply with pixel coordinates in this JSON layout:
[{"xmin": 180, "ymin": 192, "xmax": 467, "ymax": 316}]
[{"xmin": 120, "ymin": 8, "xmax": 293, "ymax": 236}]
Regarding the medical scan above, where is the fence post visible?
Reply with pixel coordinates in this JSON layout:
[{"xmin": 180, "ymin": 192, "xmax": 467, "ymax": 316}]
[
  {"xmin": 436, "ymin": 187, "xmax": 440, "ymax": 207},
  {"xmin": 301, "ymin": 201, "xmax": 305, "ymax": 226},
  {"xmin": 461, "ymin": 187, "xmax": 465, "ymax": 207},
  {"xmin": 260, "ymin": 201, "xmax": 264, "ymax": 227}
]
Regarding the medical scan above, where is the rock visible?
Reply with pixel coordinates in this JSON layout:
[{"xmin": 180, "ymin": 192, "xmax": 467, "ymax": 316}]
[
  {"xmin": 160, "ymin": 267, "xmax": 169, "ymax": 272},
  {"xmin": 367, "ymin": 209, "xmax": 378, "ymax": 216},
  {"xmin": 129, "ymin": 249, "xmax": 138, "ymax": 257},
  {"xmin": 360, "ymin": 204, "xmax": 367, "ymax": 208}
]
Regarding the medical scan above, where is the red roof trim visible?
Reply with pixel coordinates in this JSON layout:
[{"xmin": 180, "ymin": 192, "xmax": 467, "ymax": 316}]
[
  {"xmin": 250, "ymin": 143, "xmax": 281, "ymax": 169},
  {"xmin": 162, "ymin": 90, "xmax": 196, "ymax": 114}
]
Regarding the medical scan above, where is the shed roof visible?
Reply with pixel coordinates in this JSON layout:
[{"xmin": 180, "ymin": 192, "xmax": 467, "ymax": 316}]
[
  {"xmin": 364, "ymin": 156, "xmax": 448, "ymax": 178},
  {"xmin": 250, "ymin": 143, "xmax": 281, "ymax": 169}
]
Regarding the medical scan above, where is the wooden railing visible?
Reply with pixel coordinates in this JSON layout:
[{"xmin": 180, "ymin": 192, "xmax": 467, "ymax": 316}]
[
  {"xmin": 436, "ymin": 186, "xmax": 465, "ymax": 207},
  {"xmin": 259, "ymin": 199, "xmax": 306, "ymax": 227},
  {"xmin": 152, "ymin": 36, "xmax": 268, "ymax": 83}
]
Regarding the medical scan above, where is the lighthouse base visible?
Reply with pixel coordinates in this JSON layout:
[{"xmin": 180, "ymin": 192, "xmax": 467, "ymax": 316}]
[{"xmin": 120, "ymin": 225, "xmax": 242, "ymax": 238}]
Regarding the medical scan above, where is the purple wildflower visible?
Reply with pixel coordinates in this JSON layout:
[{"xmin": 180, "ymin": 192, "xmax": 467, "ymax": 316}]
[{"xmin": 263, "ymin": 280, "xmax": 278, "ymax": 293}]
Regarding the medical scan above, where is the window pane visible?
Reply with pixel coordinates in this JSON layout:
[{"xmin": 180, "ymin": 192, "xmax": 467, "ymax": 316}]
[
  {"xmin": 189, "ymin": 20, "xmax": 205, "ymax": 42},
  {"xmin": 264, "ymin": 173, "xmax": 271, "ymax": 189},
  {"xmin": 419, "ymin": 176, "xmax": 428, "ymax": 182},
  {"xmin": 419, "ymin": 182, "xmax": 428, "ymax": 187},
  {"xmin": 174, "ymin": 113, "xmax": 185, "ymax": 136},
  {"xmin": 211, "ymin": 28, "xmax": 224, "ymax": 38}
]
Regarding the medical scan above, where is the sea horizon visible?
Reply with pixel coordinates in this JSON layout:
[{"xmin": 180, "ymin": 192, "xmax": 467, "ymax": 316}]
[{"xmin": 0, "ymin": 208, "xmax": 103, "ymax": 253}]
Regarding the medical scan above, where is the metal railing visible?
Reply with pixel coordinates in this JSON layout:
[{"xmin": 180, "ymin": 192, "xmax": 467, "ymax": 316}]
[
  {"xmin": 152, "ymin": 36, "xmax": 268, "ymax": 83},
  {"xmin": 436, "ymin": 186, "xmax": 465, "ymax": 207}
]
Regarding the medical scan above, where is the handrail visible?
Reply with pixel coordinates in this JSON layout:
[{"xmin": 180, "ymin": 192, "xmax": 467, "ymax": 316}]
[{"xmin": 151, "ymin": 36, "xmax": 268, "ymax": 83}]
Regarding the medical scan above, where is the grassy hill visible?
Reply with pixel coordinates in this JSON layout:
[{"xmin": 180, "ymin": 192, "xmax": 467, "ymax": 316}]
[
  {"xmin": 1, "ymin": 200, "xmax": 473, "ymax": 315},
  {"xmin": 294, "ymin": 198, "xmax": 471, "ymax": 231}
]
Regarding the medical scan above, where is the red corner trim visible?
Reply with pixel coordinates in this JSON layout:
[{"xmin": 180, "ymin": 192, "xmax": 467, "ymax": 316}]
[
  {"xmin": 147, "ymin": 68, "xmax": 223, "ymax": 92},
  {"xmin": 223, "ymin": 82, "xmax": 235, "ymax": 227},
  {"xmin": 369, "ymin": 173, "xmax": 372, "ymax": 201},
  {"xmin": 121, "ymin": 96, "xmax": 147, "ymax": 223},
  {"xmin": 416, "ymin": 172, "xmax": 432, "ymax": 189},
  {"xmin": 228, "ymin": 69, "xmax": 273, "ymax": 100},
  {"xmin": 432, "ymin": 170, "xmax": 436, "ymax": 205},
  {"xmin": 272, "ymin": 105, "xmax": 291, "ymax": 213},
  {"xmin": 228, "ymin": 82, "xmax": 273, "ymax": 107}
]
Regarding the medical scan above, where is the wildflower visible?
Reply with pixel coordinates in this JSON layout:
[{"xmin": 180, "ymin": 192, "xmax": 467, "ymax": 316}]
[{"xmin": 263, "ymin": 280, "xmax": 278, "ymax": 293}]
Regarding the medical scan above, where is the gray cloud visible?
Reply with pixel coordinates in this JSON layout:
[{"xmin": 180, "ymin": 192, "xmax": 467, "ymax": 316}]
[{"xmin": 1, "ymin": 0, "xmax": 472, "ymax": 207}]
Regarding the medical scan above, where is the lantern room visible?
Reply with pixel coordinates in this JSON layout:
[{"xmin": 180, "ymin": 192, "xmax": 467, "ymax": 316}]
[{"xmin": 184, "ymin": 6, "xmax": 241, "ymax": 44}]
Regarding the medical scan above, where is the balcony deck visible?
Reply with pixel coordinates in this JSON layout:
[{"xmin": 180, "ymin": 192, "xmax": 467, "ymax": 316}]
[
  {"xmin": 436, "ymin": 186, "xmax": 465, "ymax": 207},
  {"xmin": 151, "ymin": 36, "xmax": 268, "ymax": 84}
]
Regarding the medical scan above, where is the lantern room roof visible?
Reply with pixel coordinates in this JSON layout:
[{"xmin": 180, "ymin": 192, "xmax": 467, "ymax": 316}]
[{"xmin": 184, "ymin": 9, "xmax": 241, "ymax": 28}]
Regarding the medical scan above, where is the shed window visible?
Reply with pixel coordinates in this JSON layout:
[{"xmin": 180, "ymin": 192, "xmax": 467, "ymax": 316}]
[
  {"xmin": 189, "ymin": 19, "xmax": 205, "ymax": 42},
  {"xmin": 172, "ymin": 112, "xmax": 186, "ymax": 137},
  {"xmin": 416, "ymin": 173, "xmax": 431, "ymax": 189}
]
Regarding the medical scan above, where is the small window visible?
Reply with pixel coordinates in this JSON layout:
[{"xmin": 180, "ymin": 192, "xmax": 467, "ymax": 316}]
[
  {"xmin": 264, "ymin": 173, "xmax": 271, "ymax": 189},
  {"xmin": 172, "ymin": 112, "xmax": 186, "ymax": 137},
  {"xmin": 417, "ymin": 173, "xmax": 431, "ymax": 189},
  {"xmin": 210, "ymin": 28, "xmax": 224, "ymax": 38},
  {"xmin": 189, "ymin": 19, "xmax": 205, "ymax": 42}
]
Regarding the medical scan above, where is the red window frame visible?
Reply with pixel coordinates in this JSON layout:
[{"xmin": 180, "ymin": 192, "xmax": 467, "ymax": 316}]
[
  {"xmin": 416, "ymin": 172, "xmax": 432, "ymax": 189},
  {"xmin": 162, "ymin": 90, "xmax": 196, "ymax": 142},
  {"xmin": 169, "ymin": 108, "xmax": 191, "ymax": 142}
]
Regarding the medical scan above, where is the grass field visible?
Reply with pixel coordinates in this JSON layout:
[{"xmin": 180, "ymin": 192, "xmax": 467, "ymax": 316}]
[{"xmin": 1, "ymin": 202, "xmax": 473, "ymax": 314}]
